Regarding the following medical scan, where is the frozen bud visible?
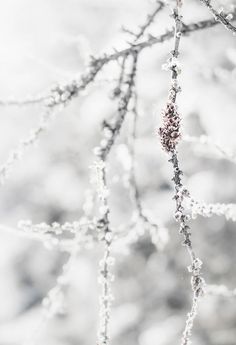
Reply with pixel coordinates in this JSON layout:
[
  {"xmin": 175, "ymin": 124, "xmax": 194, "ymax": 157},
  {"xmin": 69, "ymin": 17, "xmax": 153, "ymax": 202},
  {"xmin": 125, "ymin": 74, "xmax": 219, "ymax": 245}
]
[
  {"xmin": 104, "ymin": 127, "xmax": 113, "ymax": 139},
  {"xmin": 107, "ymin": 257, "xmax": 115, "ymax": 266},
  {"xmin": 111, "ymin": 87, "xmax": 121, "ymax": 98},
  {"xmin": 191, "ymin": 275, "xmax": 205, "ymax": 297},
  {"xmin": 176, "ymin": 31, "xmax": 182, "ymax": 38},
  {"xmin": 174, "ymin": 211, "xmax": 182, "ymax": 221},
  {"xmin": 93, "ymin": 146, "xmax": 102, "ymax": 157},
  {"xmin": 188, "ymin": 258, "xmax": 203, "ymax": 274},
  {"xmin": 100, "ymin": 139, "xmax": 108, "ymax": 148},
  {"xmin": 105, "ymin": 231, "xmax": 113, "ymax": 242},
  {"xmin": 184, "ymin": 214, "xmax": 191, "ymax": 222},
  {"xmin": 219, "ymin": 7, "xmax": 225, "ymax": 15},
  {"xmin": 226, "ymin": 13, "xmax": 233, "ymax": 21}
]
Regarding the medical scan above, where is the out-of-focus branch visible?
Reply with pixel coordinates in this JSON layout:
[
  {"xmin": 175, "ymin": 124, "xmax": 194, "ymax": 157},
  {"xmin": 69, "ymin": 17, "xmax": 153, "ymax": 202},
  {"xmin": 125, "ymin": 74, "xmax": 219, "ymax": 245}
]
[
  {"xmin": 0, "ymin": 1, "xmax": 164, "ymax": 187},
  {"xmin": 0, "ymin": 94, "xmax": 48, "ymax": 106},
  {"xmin": 94, "ymin": 53, "xmax": 138, "ymax": 161},
  {"xmin": 128, "ymin": 92, "xmax": 169, "ymax": 250},
  {"xmin": 205, "ymin": 284, "xmax": 236, "ymax": 297},
  {"xmin": 17, "ymin": 219, "xmax": 96, "ymax": 251},
  {"xmin": 183, "ymin": 135, "xmax": 236, "ymax": 165},
  {"xmin": 23, "ymin": 234, "xmax": 81, "ymax": 345},
  {"xmin": 0, "ymin": 107, "xmax": 56, "ymax": 185},
  {"xmin": 93, "ymin": 159, "xmax": 114, "ymax": 345}
]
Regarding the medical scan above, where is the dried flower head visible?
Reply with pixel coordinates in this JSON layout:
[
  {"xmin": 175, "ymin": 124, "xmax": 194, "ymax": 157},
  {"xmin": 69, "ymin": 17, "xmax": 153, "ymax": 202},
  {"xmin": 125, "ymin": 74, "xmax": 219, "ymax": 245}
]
[{"xmin": 159, "ymin": 101, "xmax": 181, "ymax": 152}]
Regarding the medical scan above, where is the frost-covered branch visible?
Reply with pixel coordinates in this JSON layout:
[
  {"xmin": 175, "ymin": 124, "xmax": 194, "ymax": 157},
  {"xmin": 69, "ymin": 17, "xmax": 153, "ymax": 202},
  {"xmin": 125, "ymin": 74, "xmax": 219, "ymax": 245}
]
[
  {"xmin": 0, "ymin": 57, "xmax": 105, "ymax": 186},
  {"xmin": 0, "ymin": 107, "xmax": 56, "ymax": 185},
  {"xmin": 1, "ymin": 1, "xmax": 236, "ymax": 343},
  {"xmin": 0, "ymin": 93, "xmax": 48, "ymax": 106},
  {"xmin": 92, "ymin": 160, "xmax": 114, "ymax": 345},
  {"xmin": 94, "ymin": 53, "xmax": 138, "ymax": 161},
  {"xmin": 92, "ymin": 7, "xmax": 236, "ymax": 64},
  {"xmin": 187, "ymin": 198, "xmax": 236, "ymax": 222},
  {"xmin": 199, "ymin": 0, "xmax": 236, "ymax": 34},
  {"xmin": 0, "ymin": 2, "xmax": 165, "ymax": 187},
  {"xmin": 127, "ymin": 92, "xmax": 169, "ymax": 250},
  {"xmin": 1, "ymin": 5, "xmax": 235, "ymax": 108},
  {"xmin": 17, "ymin": 219, "xmax": 96, "ymax": 251},
  {"xmin": 23, "ymin": 240, "xmax": 79, "ymax": 345},
  {"xmin": 122, "ymin": 0, "xmax": 165, "ymax": 42},
  {"xmin": 93, "ymin": 44, "xmax": 139, "ymax": 345},
  {"xmin": 159, "ymin": 3, "xmax": 204, "ymax": 344}
]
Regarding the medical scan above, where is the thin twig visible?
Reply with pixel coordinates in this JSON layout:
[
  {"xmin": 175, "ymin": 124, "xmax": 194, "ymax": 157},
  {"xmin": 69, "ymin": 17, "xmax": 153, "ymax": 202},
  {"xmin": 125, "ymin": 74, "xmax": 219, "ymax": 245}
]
[
  {"xmin": 199, "ymin": 0, "xmax": 236, "ymax": 34},
  {"xmin": 94, "ymin": 53, "xmax": 138, "ymax": 161},
  {"xmin": 133, "ymin": 0, "xmax": 165, "ymax": 41},
  {"xmin": 128, "ymin": 92, "xmax": 169, "ymax": 250}
]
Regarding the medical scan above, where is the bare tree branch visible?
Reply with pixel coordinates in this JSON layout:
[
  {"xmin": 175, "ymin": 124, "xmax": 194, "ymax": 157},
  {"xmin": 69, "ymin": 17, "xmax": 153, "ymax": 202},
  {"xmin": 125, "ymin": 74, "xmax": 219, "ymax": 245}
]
[{"xmin": 199, "ymin": 0, "xmax": 236, "ymax": 34}]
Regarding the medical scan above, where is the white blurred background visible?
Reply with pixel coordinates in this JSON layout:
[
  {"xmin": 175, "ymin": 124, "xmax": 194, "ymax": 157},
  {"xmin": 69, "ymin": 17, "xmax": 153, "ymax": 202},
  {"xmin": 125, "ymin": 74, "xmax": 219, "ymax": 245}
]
[{"xmin": 0, "ymin": 0, "xmax": 236, "ymax": 344}]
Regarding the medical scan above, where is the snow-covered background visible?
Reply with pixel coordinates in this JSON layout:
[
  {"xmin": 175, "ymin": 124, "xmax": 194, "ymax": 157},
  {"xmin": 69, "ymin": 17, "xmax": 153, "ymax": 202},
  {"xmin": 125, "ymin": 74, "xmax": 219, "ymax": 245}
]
[{"xmin": 0, "ymin": 0, "xmax": 236, "ymax": 344}]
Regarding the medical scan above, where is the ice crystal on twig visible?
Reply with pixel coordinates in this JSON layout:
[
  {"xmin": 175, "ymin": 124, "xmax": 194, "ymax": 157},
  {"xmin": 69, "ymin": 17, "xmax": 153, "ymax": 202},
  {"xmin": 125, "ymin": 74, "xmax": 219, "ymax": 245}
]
[
  {"xmin": 187, "ymin": 198, "xmax": 236, "ymax": 222},
  {"xmin": 17, "ymin": 219, "xmax": 96, "ymax": 251}
]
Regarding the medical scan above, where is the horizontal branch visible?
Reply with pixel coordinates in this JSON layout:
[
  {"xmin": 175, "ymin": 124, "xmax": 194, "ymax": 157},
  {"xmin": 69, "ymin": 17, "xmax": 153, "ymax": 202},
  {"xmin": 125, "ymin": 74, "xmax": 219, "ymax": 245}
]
[
  {"xmin": 183, "ymin": 135, "xmax": 236, "ymax": 165},
  {"xmin": 92, "ymin": 7, "xmax": 236, "ymax": 64},
  {"xmin": 187, "ymin": 197, "xmax": 236, "ymax": 222},
  {"xmin": 0, "ymin": 8, "xmax": 235, "ymax": 108},
  {"xmin": 0, "ymin": 220, "xmax": 96, "ymax": 251},
  {"xmin": 0, "ymin": 94, "xmax": 48, "ymax": 106}
]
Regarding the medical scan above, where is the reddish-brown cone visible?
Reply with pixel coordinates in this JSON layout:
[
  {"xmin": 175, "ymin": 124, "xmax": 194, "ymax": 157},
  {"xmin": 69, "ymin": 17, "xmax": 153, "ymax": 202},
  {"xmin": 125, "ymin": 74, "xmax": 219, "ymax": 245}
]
[{"xmin": 159, "ymin": 102, "xmax": 181, "ymax": 152}]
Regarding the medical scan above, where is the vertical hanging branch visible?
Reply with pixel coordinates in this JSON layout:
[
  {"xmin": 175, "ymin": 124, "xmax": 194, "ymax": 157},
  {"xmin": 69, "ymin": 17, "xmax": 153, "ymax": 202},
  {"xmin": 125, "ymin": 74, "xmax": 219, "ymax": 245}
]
[
  {"xmin": 94, "ymin": 53, "xmax": 138, "ymax": 345},
  {"xmin": 93, "ymin": 5, "xmax": 166, "ymax": 338},
  {"xmin": 128, "ymin": 92, "xmax": 169, "ymax": 250},
  {"xmin": 159, "ymin": 2, "xmax": 204, "ymax": 344},
  {"xmin": 94, "ymin": 53, "xmax": 138, "ymax": 161},
  {"xmin": 94, "ymin": 160, "xmax": 114, "ymax": 345}
]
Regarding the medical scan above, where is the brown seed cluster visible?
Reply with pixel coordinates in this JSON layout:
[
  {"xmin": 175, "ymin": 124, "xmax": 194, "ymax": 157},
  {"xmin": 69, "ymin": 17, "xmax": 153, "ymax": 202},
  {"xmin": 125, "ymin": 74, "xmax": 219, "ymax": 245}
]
[{"xmin": 159, "ymin": 102, "xmax": 181, "ymax": 152}]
